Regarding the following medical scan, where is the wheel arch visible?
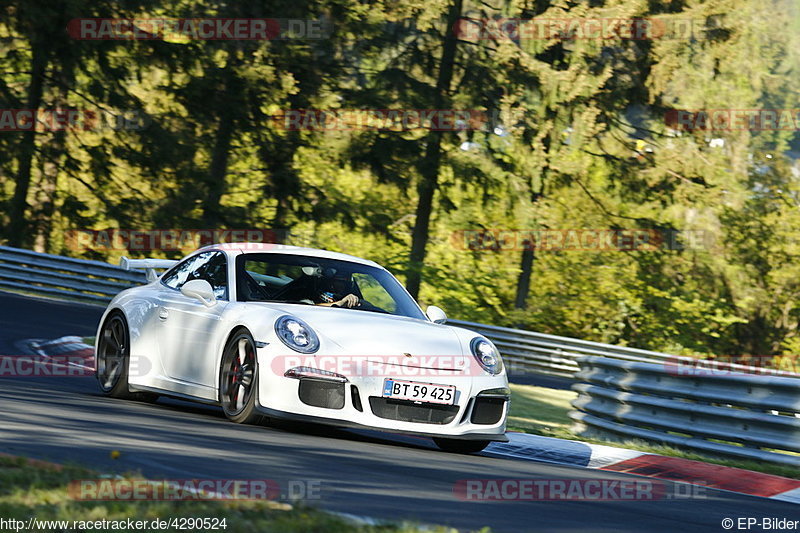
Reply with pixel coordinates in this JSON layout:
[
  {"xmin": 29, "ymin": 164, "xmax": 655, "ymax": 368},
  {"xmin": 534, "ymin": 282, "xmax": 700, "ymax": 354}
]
[
  {"xmin": 215, "ymin": 325, "xmax": 255, "ymax": 403},
  {"xmin": 94, "ymin": 306, "xmax": 128, "ymax": 361}
]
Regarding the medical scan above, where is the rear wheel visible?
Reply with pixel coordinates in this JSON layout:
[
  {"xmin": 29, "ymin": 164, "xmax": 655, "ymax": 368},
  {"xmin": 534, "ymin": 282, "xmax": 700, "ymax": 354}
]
[
  {"xmin": 219, "ymin": 330, "xmax": 263, "ymax": 425},
  {"xmin": 433, "ymin": 438, "xmax": 491, "ymax": 454},
  {"xmin": 96, "ymin": 312, "xmax": 156, "ymax": 402}
]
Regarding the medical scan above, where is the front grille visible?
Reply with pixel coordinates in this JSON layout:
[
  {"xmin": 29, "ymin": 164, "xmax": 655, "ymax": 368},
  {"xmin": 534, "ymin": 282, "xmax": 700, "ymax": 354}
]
[
  {"xmin": 470, "ymin": 397, "xmax": 506, "ymax": 425},
  {"xmin": 298, "ymin": 379, "xmax": 345, "ymax": 409},
  {"xmin": 369, "ymin": 397, "xmax": 459, "ymax": 424}
]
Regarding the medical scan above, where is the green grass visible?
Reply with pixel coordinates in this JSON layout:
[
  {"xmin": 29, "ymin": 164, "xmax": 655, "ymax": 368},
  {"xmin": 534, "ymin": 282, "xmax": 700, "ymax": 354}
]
[
  {"xmin": 507, "ymin": 383, "xmax": 800, "ymax": 480},
  {"xmin": 0, "ymin": 457, "xmax": 469, "ymax": 533},
  {"xmin": 506, "ymin": 383, "xmax": 578, "ymax": 440}
]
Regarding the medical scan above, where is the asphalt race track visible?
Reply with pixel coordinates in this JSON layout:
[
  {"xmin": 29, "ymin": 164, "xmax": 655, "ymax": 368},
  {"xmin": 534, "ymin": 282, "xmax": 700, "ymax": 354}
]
[{"xmin": 0, "ymin": 290, "xmax": 796, "ymax": 532}]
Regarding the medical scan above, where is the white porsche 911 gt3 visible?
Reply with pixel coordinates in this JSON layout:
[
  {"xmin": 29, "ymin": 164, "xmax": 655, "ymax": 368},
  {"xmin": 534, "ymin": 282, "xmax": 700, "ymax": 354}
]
[{"xmin": 95, "ymin": 243, "xmax": 509, "ymax": 453}]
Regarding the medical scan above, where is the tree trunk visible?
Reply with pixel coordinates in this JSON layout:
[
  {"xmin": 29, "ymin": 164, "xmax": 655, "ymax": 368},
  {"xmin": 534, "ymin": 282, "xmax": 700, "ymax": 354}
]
[
  {"xmin": 511, "ymin": 0, "xmax": 554, "ymax": 309},
  {"xmin": 406, "ymin": 0, "xmax": 462, "ymax": 299},
  {"xmin": 202, "ymin": 111, "xmax": 235, "ymax": 227},
  {"xmin": 201, "ymin": 65, "xmax": 237, "ymax": 228},
  {"xmin": 8, "ymin": 38, "xmax": 47, "ymax": 247},
  {"xmin": 514, "ymin": 247, "xmax": 535, "ymax": 310},
  {"xmin": 32, "ymin": 130, "xmax": 64, "ymax": 253},
  {"xmin": 268, "ymin": 130, "xmax": 302, "ymax": 230},
  {"xmin": 35, "ymin": 72, "xmax": 73, "ymax": 253}
]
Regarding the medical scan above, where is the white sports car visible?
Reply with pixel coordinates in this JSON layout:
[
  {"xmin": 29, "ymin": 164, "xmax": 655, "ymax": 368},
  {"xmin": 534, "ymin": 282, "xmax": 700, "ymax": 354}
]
[{"xmin": 95, "ymin": 243, "xmax": 509, "ymax": 453}]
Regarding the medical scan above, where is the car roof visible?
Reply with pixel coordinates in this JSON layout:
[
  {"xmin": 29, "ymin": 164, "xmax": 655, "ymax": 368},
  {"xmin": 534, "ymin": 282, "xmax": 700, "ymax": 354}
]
[{"xmin": 197, "ymin": 242, "xmax": 384, "ymax": 269}]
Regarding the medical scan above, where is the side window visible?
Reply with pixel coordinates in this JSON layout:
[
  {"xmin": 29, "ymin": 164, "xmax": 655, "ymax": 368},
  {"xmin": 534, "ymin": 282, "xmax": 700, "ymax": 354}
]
[
  {"xmin": 198, "ymin": 253, "xmax": 228, "ymax": 300},
  {"xmin": 161, "ymin": 252, "xmax": 228, "ymax": 300},
  {"xmin": 162, "ymin": 253, "xmax": 213, "ymax": 290}
]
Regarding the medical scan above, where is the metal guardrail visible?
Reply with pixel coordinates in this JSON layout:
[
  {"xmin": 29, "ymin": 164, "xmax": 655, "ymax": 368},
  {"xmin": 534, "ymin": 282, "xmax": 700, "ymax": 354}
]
[
  {"xmin": 569, "ymin": 356, "xmax": 800, "ymax": 466},
  {"xmin": 0, "ymin": 246, "xmax": 144, "ymax": 303}
]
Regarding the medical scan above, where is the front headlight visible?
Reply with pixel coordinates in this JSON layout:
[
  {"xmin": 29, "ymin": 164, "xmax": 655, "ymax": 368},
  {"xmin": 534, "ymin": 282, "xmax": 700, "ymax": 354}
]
[
  {"xmin": 470, "ymin": 337, "xmax": 503, "ymax": 375},
  {"xmin": 275, "ymin": 315, "xmax": 320, "ymax": 354}
]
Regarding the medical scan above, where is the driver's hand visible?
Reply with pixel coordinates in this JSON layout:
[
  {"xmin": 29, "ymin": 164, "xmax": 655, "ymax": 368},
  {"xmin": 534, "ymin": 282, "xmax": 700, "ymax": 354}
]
[{"xmin": 336, "ymin": 294, "xmax": 359, "ymax": 308}]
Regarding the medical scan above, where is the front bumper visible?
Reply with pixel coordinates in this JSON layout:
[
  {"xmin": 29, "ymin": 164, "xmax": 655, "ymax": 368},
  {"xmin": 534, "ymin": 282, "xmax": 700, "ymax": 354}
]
[{"xmin": 257, "ymin": 358, "xmax": 509, "ymax": 441}]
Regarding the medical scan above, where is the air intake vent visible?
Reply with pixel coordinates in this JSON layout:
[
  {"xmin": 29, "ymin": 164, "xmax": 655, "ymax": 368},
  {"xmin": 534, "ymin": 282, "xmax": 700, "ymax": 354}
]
[
  {"xmin": 298, "ymin": 379, "xmax": 345, "ymax": 409},
  {"xmin": 470, "ymin": 397, "xmax": 506, "ymax": 425},
  {"xmin": 351, "ymin": 385, "xmax": 363, "ymax": 412}
]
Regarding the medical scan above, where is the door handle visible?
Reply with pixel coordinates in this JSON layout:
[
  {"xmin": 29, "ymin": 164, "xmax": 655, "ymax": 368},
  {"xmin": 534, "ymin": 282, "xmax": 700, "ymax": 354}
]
[{"xmin": 158, "ymin": 307, "xmax": 169, "ymax": 320}]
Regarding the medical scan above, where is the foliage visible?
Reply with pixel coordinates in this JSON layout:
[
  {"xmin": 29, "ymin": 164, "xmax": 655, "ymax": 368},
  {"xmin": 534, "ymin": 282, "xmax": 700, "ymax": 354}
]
[{"xmin": 1, "ymin": 0, "xmax": 798, "ymax": 357}]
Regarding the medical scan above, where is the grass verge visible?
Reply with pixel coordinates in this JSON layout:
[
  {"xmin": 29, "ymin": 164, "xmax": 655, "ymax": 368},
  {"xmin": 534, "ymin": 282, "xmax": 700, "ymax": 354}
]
[
  {"xmin": 507, "ymin": 383, "xmax": 800, "ymax": 480},
  {"xmin": 0, "ymin": 456, "xmax": 467, "ymax": 533}
]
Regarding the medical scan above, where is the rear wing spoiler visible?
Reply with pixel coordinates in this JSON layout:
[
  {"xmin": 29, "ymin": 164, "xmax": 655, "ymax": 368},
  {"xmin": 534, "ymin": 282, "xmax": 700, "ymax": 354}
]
[{"xmin": 120, "ymin": 256, "xmax": 178, "ymax": 282}]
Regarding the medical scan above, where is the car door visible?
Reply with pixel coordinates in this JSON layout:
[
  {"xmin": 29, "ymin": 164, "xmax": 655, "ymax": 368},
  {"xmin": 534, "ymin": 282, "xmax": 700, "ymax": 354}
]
[{"xmin": 157, "ymin": 251, "xmax": 229, "ymax": 393}]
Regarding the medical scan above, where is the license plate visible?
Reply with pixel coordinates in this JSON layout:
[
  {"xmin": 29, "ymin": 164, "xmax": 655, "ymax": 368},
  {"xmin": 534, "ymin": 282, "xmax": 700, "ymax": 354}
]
[{"xmin": 382, "ymin": 379, "xmax": 456, "ymax": 405}]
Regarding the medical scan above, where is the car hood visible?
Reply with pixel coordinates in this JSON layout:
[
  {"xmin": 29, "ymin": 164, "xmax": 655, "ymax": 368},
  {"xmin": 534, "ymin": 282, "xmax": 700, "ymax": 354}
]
[{"xmin": 261, "ymin": 304, "xmax": 467, "ymax": 370}]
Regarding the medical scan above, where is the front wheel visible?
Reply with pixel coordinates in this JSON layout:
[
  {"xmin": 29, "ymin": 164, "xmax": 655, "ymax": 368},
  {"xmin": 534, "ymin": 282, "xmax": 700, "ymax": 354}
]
[
  {"xmin": 219, "ymin": 330, "xmax": 263, "ymax": 425},
  {"xmin": 433, "ymin": 438, "xmax": 491, "ymax": 454}
]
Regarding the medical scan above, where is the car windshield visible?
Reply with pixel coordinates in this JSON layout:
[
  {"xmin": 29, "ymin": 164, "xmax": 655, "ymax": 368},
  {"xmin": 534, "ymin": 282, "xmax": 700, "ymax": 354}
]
[{"xmin": 235, "ymin": 253, "xmax": 427, "ymax": 320}]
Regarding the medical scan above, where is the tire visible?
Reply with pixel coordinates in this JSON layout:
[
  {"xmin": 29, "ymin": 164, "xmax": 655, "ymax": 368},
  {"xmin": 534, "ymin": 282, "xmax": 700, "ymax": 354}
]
[
  {"xmin": 96, "ymin": 312, "xmax": 157, "ymax": 402},
  {"xmin": 219, "ymin": 329, "xmax": 263, "ymax": 425},
  {"xmin": 433, "ymin": 438, "xmax": 491, "ymax": 454}
]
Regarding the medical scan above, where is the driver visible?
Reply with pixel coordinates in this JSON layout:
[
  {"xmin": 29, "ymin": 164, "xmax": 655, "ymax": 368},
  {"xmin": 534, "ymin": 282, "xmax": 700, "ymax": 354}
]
[{"xmin": 316, "ymin": 270, "xmax": 360, "ymax": 308}]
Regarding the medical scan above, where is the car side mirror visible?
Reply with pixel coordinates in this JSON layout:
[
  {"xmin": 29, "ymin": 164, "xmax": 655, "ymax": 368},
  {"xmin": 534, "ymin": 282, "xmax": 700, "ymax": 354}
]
[
  {"xmin": 426, "ymin": 305, "xmax": 447, "ymax": 324},
  {"xmin": 181, "ymin": 279, "xmax": 217, "ymax": 307}
]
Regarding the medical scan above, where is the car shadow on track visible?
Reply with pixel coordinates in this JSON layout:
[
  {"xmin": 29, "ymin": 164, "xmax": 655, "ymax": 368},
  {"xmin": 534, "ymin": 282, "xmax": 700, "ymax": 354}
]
[{"xmin": 85, "ymin": 389, "xmax": 440, "ymax": 453}]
